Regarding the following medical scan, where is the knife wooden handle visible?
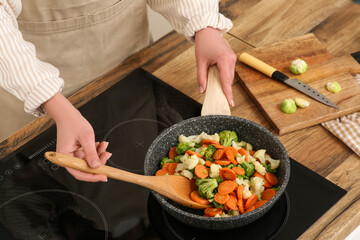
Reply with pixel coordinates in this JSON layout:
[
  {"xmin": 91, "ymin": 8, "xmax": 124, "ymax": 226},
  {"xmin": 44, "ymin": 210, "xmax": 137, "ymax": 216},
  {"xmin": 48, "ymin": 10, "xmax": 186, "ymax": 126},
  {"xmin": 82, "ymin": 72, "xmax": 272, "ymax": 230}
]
[{"xmin": 238, "ymin": 53, "xmax": 288, "ymax": 82}]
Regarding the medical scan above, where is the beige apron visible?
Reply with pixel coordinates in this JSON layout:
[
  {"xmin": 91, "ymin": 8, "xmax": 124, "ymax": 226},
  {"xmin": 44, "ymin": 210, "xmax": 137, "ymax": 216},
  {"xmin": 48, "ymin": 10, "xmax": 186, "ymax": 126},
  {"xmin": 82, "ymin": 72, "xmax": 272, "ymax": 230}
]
[{"xmin": 0, "ymin": 0, "xmax": 150, "ymax": 141}]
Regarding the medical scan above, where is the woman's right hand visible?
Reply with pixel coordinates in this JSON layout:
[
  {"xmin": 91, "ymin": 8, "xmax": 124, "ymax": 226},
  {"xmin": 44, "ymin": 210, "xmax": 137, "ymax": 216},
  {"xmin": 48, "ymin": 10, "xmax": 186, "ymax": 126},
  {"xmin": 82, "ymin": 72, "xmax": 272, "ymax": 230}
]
[{"xmin": 42, "ymin": 92, "xmax": 111, "ymax": 182}]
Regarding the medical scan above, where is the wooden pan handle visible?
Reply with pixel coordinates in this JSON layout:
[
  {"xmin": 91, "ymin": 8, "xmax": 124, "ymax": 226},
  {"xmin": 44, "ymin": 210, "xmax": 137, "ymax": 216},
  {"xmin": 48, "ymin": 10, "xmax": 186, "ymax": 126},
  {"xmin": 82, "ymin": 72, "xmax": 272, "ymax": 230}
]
[{"xmin": 238, "ymin": 53, "xmax": 277, "ymax": 77}]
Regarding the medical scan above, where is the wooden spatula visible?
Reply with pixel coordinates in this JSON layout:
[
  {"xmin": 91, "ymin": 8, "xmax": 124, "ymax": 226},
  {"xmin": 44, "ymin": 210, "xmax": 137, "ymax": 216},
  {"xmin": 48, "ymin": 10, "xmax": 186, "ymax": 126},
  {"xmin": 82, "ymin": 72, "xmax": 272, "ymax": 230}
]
[
  {"xmin": 45, "ymin": 151, "xmax": 208, "ymax": 209},
  {"xmin": 201, "ymin": 65, "xmax": 231, "ymax": 116}
]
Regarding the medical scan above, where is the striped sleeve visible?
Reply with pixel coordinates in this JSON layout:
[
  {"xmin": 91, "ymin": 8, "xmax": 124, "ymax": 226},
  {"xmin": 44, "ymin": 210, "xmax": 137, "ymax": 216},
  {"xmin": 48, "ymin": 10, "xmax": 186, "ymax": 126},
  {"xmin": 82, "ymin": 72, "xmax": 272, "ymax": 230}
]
[
  {"xmin": 147, "ymin": 0, "xmax": 233, "ymax": 41},
  {"xmin": 0, "ymin": 1, "xmax": 64, "ymax": 117}
]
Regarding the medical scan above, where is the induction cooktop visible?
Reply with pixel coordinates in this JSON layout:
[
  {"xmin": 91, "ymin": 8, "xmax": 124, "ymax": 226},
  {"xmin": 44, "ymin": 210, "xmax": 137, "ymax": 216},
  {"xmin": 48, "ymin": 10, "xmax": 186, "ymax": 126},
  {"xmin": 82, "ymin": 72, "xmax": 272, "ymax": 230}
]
[{"xmin": 0, "ymin": 68, "xmax": 346, "ymax": 240}]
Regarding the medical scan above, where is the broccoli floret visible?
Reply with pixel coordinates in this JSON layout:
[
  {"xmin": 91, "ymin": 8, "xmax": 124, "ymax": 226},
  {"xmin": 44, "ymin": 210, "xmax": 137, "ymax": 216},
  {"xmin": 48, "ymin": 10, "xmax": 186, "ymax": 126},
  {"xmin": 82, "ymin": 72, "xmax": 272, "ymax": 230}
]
[
  {"xmin": 272, "ymin": 185, "xmax": 281, "ymax": 192},
  {"xmin": 237, "ymin": 174, "xmax": 249, "ymax": 180},
  {"xmin": 200, "ymin": 147, "xmax": 207, "ymax": 156},
  {"xmin": 216, "ymin": 175, "xmax": 223, "ymax": 184},
  {"xmin": 174, "ymin": 155, "xmax": 183, "ymax": 163},
  {"xmin": 262, "ymin": 163, "xmax": 277, "ymax": 174},
  {"xmin": 196, "ymin": 178, "xmax": 218, "ymax": 199},
  {"xmin": 219, "ymin": 130, "xmax": 238, "ymax": 147},
  {"xmin": 212, "ymin": 201, "xmax": 225, "ymax": 209},
  {"xmin": 241, "ymin": 160, "xmax": 255, "ymax": 177},
  {"xmin": 160, "ymin": 157, "xmax": 175, "ymax": 167},
  {"xmin": 176, "ymin": 142, "xmax": 193, "ymax": 155},
  {"xmin": 194, "ymin": 143, "xmax": 202, "ymax": 148},
  {"xmin": 204, "ymin": 145, "xmax": 217, "ymax": 160}
]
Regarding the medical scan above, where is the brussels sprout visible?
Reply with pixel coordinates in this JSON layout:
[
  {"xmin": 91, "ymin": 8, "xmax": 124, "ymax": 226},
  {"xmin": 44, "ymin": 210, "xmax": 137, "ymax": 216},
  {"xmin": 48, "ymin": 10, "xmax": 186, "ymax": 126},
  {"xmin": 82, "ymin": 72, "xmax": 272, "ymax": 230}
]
[
  {"xmin": 290, "ymin": 59, "xmax": 308, "ymax": 74},
  {"xmin": 281, "ymin": 98, "xmax": 297, "ymax": 113},
  {"xmin": 326, "ymin": 81, "xmax": 342, "ymax": 93},
  {"xmin": 295, "ymin": 97, "xmax": 310, "ymax": 108}
]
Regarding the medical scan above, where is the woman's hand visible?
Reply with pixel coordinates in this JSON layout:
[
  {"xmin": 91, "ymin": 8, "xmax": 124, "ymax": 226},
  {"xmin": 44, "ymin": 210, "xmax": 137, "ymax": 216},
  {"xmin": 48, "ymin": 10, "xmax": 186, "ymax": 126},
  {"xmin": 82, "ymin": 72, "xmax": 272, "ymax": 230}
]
[
  {"xmin": 42, "ymin": 92, "xmax": 111, "ymax": 182},
  {"xmin": 195, "ymin": 27, "xmax": 237, "ymax": 107}
]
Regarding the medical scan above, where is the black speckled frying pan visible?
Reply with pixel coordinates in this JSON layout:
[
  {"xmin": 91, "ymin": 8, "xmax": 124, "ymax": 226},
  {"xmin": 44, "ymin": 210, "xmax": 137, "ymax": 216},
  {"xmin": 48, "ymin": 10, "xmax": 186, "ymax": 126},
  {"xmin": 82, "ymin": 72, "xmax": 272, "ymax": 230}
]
[{"xmin": 144, "ymin": 66, "xmax": 290, "ymax": 230}]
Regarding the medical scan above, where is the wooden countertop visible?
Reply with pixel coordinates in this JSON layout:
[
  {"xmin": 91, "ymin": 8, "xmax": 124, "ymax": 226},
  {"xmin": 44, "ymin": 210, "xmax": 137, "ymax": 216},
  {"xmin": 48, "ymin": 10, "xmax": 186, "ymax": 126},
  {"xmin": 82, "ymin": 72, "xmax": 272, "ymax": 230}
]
[{"xmin": 1, "ymin": 0, "xmax": 359, "ymax": 239}]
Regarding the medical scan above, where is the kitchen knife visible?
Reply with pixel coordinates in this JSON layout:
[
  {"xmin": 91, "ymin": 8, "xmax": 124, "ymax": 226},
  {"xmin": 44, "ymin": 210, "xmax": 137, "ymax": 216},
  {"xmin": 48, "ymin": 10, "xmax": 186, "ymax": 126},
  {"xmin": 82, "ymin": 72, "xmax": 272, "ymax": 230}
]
[{"xmin": 238, "ymin": 53, "xmax": 339, "ymax": 109}]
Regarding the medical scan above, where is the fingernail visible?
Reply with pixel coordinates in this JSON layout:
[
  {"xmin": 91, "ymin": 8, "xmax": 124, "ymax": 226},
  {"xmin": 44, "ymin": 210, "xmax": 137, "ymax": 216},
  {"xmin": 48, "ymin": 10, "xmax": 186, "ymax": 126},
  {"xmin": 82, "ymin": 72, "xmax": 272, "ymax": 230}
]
[
  {"xmin": 101, "ymin": 178, "xmax": 108, "ymax": 182},
  {"xmin": 199, "ymin": 86, "xmax": 204, "ymax": 94},
  {"xmin": 230, "ymin": 100, "xmax": 235, "ymax": 107},
  {"xmin": 92, "ymin": 161, "xmax": 101, "ymax": 168},
  {"xmin": 108, "ymin": 153, "xmax": 112, "ymax": 158},
  {"xmin": 105, "ymin": 141, "xmax": 109, "ymax": 147}
]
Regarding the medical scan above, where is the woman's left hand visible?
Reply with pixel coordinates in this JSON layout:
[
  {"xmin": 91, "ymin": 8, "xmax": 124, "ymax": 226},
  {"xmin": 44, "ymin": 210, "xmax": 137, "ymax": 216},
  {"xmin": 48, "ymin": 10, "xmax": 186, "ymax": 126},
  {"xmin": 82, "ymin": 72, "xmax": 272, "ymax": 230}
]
[{"xmin": 195, "ymin": 27, "xmax": 237, "ymax": 107}]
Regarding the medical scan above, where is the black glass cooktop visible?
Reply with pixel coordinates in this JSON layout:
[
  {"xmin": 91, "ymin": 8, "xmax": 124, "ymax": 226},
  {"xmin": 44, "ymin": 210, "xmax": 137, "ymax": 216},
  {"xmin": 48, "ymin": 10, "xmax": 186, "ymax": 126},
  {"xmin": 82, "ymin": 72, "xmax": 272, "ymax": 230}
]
[{"xmin": 0, "ymin": 68, "xmax": 346, "ymax": 240}]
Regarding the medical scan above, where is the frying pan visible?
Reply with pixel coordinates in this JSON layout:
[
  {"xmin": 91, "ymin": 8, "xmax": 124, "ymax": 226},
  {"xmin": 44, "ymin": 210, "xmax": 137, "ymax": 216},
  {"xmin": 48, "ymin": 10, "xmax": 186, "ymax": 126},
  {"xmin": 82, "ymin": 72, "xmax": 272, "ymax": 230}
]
[{"xmin": 144, "ymin": 66, "xmax": 290, "ymax": 230}]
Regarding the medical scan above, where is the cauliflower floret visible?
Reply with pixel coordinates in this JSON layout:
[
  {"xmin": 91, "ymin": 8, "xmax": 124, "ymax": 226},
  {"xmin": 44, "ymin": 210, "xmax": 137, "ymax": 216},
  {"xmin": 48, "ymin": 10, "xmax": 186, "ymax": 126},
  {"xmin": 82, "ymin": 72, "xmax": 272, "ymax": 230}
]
[
  {"xmin": 253, "ymin": 149, "xmax": 266, "ymax": 164},
  {"xmin": 236, "ymin": 153, "xmax": 245, "ymax": 164},
  {"xmin": 265, "ymin": 154, "xmax": 281, "ymax": 170},
  {"xmin": 253, "ymin": 161, "xmax": 266, "ymax": 176},
  {"xmin": 209, "ymin": 164, "xmax": 222, "ymax": 178},
  {"xmin": 243, "ymin": 185, "xmax": 252, "ymax": 199},
  {"xmin": 232, "ymin": 141, "xmax": 247, "ymax": 150},
  {"xmin": 250, "ymin": 176, "xmax": 265, "ymax": 198},
  {"xmin": 180, "ymin": 153, "xmax": 189, "ymax": 164},
  {"xmin": 235, "ymin": 178, "xmax": 252, "ymax": 199},
  {"xmin": 245, "ymin": 143, "xmax": 253, "ymax": 151},
  {"xmin": 199, "ymin": 158, "xmax": 206, "ymax": 165},
  {"xmin": 181, "ymin": 169, "xmax": 193, "ymax": 180},
  {"xmin": 178, "ymin": 134, "xmax": 191, "ymax": 143},
  {"xmin": 175, "ymin": 163, "xmax": 186, "ymax": 173},
  {"xmin": 248, "ymin": 155, "xmax": 257, "ymax": 163},
  {"xmin": 184, "ymin": 154, "xmax": 199, "ymax": 170}
]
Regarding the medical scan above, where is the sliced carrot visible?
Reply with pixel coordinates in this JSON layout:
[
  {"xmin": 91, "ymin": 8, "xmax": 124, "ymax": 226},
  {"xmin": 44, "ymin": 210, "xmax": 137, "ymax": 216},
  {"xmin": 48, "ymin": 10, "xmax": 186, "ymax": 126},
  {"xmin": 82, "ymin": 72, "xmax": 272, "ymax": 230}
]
[
  {"xmin": 261, "ymin": 189, "xmax": 276, "ymax": 201},
  {"xmin": 229, "ymin": 191, "xmax": 237, "ymax": 199},
  {"xmin": 219, "ymin": 168, "xmax": 236, "ymax": 181},
  {"xmin": 162, "ymin": 163, "xmax": 172, "ymax": 171},
  {"xmin": 254, "ymin": 200, "xmax": 268, "ymax": 209},
  {"xmin": 214, "ymin": 159, "xmax": 231, "ymax": 165},
  {"xmin": 214, "ymin": 193, "xmax": 230, "ymax": 204},
  {"xmin": 238, "ymin": 148, "xmax": 249, "ymax": 162},
  {"xmin": 218, "ymin": 180, "xmax": 237, "ymax": 195},
  {"xmin": 232, "ymin": 167, "xmax": 245, "ymax": 176},
  {"xmin": 245, "ymin": 205, "xmax": 255, "ymax": 213},
  {"xmin": 254, "ymin": 171, "xmax": 272, "ymax": 188},
  {"xmin": 204, "ymin": 208, "xmax": 223, "ymax": 217},
  {"xmin": 213, "ymin": 144, "xmax": 225, "ymax": 149},
  {"xmin": 186, "ymin": 150, "xmax": 203, "ymax": 158},
  {"xmin": 190, "ymin": 191, "xmax": 210, "ymax": 205},
  {"xmin": 224, "ymin": 204, "xmax": 230, "ymax": 211},
  {"xmin": 167, "ymin": 163, "xmax": 178, "ymax": 175},
  {"xmin": 236, "ymin": 185, "xmax": 245, "ymax": 200},
  {"xmin": 238, "ymin": 197, "xmax": 245, "ymax": 214},
  {"xmin": 225, "ymin": 195, "xmax": 238, "ymax": 211},
  {"xmin": 205, "ymin": 160, "xmax": 212, "ymax": 167},
  {"xmin": 155, "ymin": 169, "xmax": 168, "ymax": 176},
  {"xmin": 249, "ymin": 150, "xmax": 256, "ymax": 156},
  {"xmin": 202, "ymin": 139, "xmax": 220, "ymax": 145},
  {"xmin": 194, "ymin": 164, "xmax": 209, "ymax": 179},
  {"xmin": 226, "ymin": 146, "xmax": 238, "ymax": 156},
  {"xmin": 213, "ymin": 149, "xmax": 225, "ymax": 160},
  {"xmin": 168, "ymin": 147, "xmax": 177, "ymax": 160},
  {"xmin": 202, "ymin": 144, "xmax": 208, "ymax": 148},
  {"xmin": 245, "ymin": 193, "xmax": 258, "ymax": 210},
  {"xmin": 265, "ymin": 172, "xmax": 279, "ymax": 186},
  {"xmin": 224, "ymin": 148, "xmax": 237, "ymax": 165}
]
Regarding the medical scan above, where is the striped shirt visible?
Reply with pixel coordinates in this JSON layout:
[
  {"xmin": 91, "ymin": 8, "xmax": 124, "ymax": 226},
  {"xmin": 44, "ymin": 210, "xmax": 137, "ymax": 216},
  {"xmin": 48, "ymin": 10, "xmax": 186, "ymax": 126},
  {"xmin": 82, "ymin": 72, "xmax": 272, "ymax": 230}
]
[{"xmin": 0, "ymin": 0, "xmax": 233, "ymax": 117}]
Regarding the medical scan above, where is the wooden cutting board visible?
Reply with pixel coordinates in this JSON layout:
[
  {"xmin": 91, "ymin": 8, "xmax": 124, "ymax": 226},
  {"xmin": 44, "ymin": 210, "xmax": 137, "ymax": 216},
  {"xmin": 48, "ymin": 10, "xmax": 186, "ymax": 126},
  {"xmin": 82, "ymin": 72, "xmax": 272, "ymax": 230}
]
[{"xmin": 235, "ymin": 34, "xmax": 360, "ymax": 135}]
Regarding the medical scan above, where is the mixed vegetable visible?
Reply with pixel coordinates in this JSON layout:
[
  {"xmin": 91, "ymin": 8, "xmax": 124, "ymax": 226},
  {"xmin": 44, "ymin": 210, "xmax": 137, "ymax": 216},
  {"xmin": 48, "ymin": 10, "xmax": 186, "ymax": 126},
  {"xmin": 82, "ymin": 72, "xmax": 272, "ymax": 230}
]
[{"xmin": 155, "ymin": 130, "xmax": 281, "ymax": 217}]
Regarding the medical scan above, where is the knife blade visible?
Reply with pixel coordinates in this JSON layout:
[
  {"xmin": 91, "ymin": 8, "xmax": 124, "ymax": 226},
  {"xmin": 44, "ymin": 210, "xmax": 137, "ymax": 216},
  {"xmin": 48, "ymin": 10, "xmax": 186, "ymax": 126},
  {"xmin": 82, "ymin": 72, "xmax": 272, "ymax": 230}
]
[{"xmin": 238, "ymin": 53, "xmax": 339, "ymax": 109}]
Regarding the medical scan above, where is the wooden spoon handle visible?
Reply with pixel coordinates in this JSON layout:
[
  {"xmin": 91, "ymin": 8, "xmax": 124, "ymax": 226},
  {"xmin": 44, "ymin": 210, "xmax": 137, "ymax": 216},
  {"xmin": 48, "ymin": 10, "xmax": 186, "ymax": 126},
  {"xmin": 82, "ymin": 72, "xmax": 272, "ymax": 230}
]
[
  {"xmin": 45, "ymin": 151, "xmax": 148, "ymax": 185},
  {"xmin": 201, "ymin": 65, "xmax": 231, "ymax": 116}
]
